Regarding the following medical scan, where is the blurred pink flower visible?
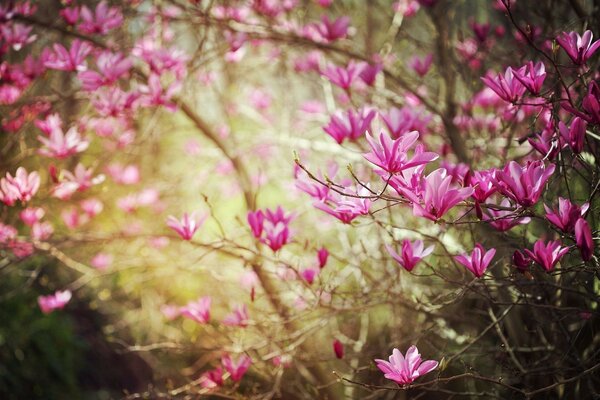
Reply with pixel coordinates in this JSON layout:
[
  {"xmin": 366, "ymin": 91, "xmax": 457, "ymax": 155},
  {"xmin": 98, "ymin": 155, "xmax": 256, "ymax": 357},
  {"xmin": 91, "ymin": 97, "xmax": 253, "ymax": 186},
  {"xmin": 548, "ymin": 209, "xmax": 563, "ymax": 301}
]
[
  {"xmin": 167, "ymin": 212, "xmax": 207, "ymax": 241},
  {"xmin": 91, "ymin": 252, "xmax": 113, "ymax": 271},
  {"xmin": 0, "ymin": 167, "xmax": 40, "ymax": 205},
  {"xmin": 38, "ymin": 290, "xmax": 72, "ymax": 314},
  {"xmin": 180, "ymin": 296, "xmax": 211, "ymax": 324},
  {"xmin": 222, "ymin": 354, "xmax": 251, "ymax": 382}
]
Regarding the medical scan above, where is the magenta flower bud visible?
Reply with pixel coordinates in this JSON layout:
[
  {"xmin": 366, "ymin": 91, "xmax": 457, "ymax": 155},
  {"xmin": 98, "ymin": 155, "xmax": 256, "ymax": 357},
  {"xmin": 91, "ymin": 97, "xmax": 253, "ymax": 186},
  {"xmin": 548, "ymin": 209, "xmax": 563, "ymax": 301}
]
[
  {"xmin": 575, "ymin": 218, "xmax": 594, "ymax": 262},
  {"xmin": 512, "ymin": 250, "xmax": 530, "ymax": 272},
  {"xmin": 333, "ymin": 339, "xmax": 344, "ymax": 359},
  {"xmin": 317, "ymin": 247, "xmax": 329, "ymax": 269}
]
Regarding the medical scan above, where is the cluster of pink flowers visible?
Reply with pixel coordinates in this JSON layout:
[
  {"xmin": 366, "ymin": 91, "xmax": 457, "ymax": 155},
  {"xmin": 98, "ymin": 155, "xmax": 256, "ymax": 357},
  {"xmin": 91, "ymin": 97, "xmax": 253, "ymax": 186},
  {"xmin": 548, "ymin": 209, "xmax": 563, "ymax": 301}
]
[{"xmin": 247, "ymin": 206, "xmax": 293, "ymax": 251}]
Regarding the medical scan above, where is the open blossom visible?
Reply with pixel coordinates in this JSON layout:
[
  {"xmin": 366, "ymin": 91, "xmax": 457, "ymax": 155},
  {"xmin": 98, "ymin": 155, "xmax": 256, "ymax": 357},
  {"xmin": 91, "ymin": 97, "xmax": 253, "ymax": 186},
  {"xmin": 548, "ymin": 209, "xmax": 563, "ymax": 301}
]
[
  {"xmin": 0, "ymin": 23, "xmax": 36, "ymax": 51},
  {"xmin": 408, "ymin": 54, "xmax": 433, "ymax": 77},
  {"xmin": 544, "ymin": 197, "xmax": 588, "ymax": 233},
  {"xmin": 575, "ymin": 218, "xmax": 594, "ymax": 262},
  {"xmin": 313, "ymin": 185, "xmax": 371, "ymax": 224},
  {"xmin": 410, "ymin": 168, "xmax": 474, "ymax": 221},
  {"xmin": 380, "ymin": 107, "xmax": 431, "ymax": 138},
  {"xmin": 527, "ymin": 122, "xmax": 560, "ymax": 160},
  {"xmin": 247, "ymin": 207, "xmax": 293, "ymax": 251},
  {"xmin": 60, "ymin": 6, "xmax": 79, "ymax": 25},
  {"xmin": 484, "ymin": 198, "xmax": 530, "ymax": 231},
  {"xmin": 300, "ymin": 267, "xmax": 319, "ymax": 284},
  {"xmin": 375, "ymin": 346, "xmax": 438, "ymax": 385},
  {"xmin": 0, "ymin": 223, "xmax": 18, "ymax": 243},
  {"xmin": 481, "ymin": 66, "xmax": 526, "ymax": 102},
  {"xmin": 525, "ymin": 240, "xmax": 570, "ymax": 272},
  {"xmin": 467, "ymin": 169, "xmax": 497, "ymax": 203},
  {"xmin": 386, "ymin": 240, "xmax": 434, "ymax": 272},
  {"xmin": 559, "ymin": 117, "xmax": 586, "ymax": 154},
  {"xmin": 44, "ymin": 39, "xmax": 92, "ymax": 72},
  {"xmin": 313, "ymin": 15, "xmax": 350, "ymax": 42},
  {"xmin": 364, "ymin": 130, "xmax": 438, "ymax": 174},
  {"xmin": 51, "ymin": 164, "xmax": 104, "ymax": 200},
  {"xmin": 322, "ymin": 60, "xmax": 366, "ymax": 90},
  {"xmin": 78, "ymin": 1, "xmax": 123, "ymax": 35},
  {"xmin": 180, "ymin": 296, "xmax": 211, "ymax": 324},
  {"xmin": 556, "ymin": 30, "xmax": 600, "ymax": 65},
  {"xmin": 221, "ymin": 354, "xmax": 252, "ymax": 382},
  {"xmin": 0, "ymin": 167, "xmax": 40, "ymax": 205},
  {"xmin": 78, "ymin": 51, "xmax": 132, "ymax": 91},
  {"xmin": 455, "ymin": 244, "xmax": 496, "ymax": 278},
  {"xmin": 492, "ymin": 161, "xmax": 555, "ymax": 207},
  {"xmin": 513, "ymin": 61, "xmax": 546, "ymax": 95},
  {"xmin": 38, "ymin": 290, "xmax": 72, "ymax": 314},
  {"xmin": 38, "ymin": 125, "xmax": 89, "ymax": 159},
  {"xmin": 20, "ymin": 207, "xmax": 45, "ymax": 226},
  {"xmin": 223, "ymin": 304, "xmax": 249, "ymax": 327},
  {"xmin": 199, "ymin": 367, "xmax": 224, "ymax": 389},
  {"xmin": 167, "ymin": 212, "xmax": 206, "ymax": 241},
  {"xmin": 323, "ymin": 108, "xmax": 376, "ymax": 143}
]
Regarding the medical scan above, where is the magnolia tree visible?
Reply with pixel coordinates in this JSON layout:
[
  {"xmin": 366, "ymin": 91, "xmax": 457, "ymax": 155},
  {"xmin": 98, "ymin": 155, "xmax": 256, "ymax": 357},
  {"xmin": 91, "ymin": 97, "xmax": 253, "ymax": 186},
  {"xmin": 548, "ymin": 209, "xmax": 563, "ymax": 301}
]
[{"xmin": 1, "ymin": 0, "xmax": 599, "ymax": 398}]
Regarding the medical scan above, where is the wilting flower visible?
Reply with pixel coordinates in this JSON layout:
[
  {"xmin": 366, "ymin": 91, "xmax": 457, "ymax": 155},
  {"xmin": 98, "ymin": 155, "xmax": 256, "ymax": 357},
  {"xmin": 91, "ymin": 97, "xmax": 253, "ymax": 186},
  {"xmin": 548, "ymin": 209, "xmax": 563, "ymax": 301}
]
[
  {"xmin": 525, "ymin": 240, "xmax": 570, "ymax": 272},
  {"xmin": 44, "ymin": 39, "xmax": 92, "ymax": 72},
  {"xmin": 364, "ymin": 130, "xmax": 438, "ymax": 174},
  {"xmin": 559, "ymin": 117, "xmax": 586, "ymax": 154},
  {"xmin": 544, "ymin": 197, "xmax": 589, "ymax": 233},
  {"xmin": 167, "ymin": 212, "xmax": 206, "ymax": 241},
  {"xmin": 375, "ymin": 346, "xmax": 438, "ymax": 385},
  {"xmin": 455, "ymin": 244, "xmax": 496, "ymax": 278},
  {"xmin": 333, "ymin": 339, "xmax": 344, "ymax": 359},
  {"xmin": 323, "ymin": 108, "xmax": 376, "ymax": 144},
  {"xmin": 386, "ymin": 239, "xmax": 434, "ymax": 272},
  {"xmin": 575, "ymin": 218, "xmax": 594, "ymax": 262},
  {"xmin": 180, "ymin": 296, "xmax": 211, "ymax": 324},
  {"xmin": 221, "ymin": 354, "xmax": 252, "ymax": 382},
  {"xmin": 513, "ymin": 61, "xmax": 546, "ymax": 95},
  {"xmin": 223, "ymin": 304, "xmax": 249, "ymax": 327},
  {"xmin": 492, "ymin": 161, "xmax": 555, "ymax": 207},
  {"xmin": 0, "ymin": 167, "xmax": 40, "ymax": 205},
  {"xmin": 411, "ymin": 168, "xmax": 474, "ymax": 221},
  {"xmin": 556, "ymin": 30, "xmax": 600, "ymax": 65},
  {"xmin": 481, "ymin": 66, "xmax": 526, "ymax": 103},
  {"xmin": 38, "ymin": 290, "xmax": 72, "ymax": 314}
]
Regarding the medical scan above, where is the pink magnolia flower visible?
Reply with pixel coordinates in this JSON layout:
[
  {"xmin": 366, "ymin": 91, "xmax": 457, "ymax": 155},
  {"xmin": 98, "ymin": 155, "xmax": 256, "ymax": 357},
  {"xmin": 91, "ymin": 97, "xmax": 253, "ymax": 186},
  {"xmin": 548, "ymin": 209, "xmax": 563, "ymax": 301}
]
[
  {"xmin": 106, "ymin": 163, "xmax": 140, "ymax": 185},
  {"xmin": 467, "ymin": 169, "xmax": 497, "ymax": 204},
  {"xmin": 180, "ymin": 296, "xmax": 211, "ymax": 324},
  {"xmin": 91, "ymin": 252, "xmax": 113, "ymax": 271},
  {"xmin": 314, "ymin": 15, "xmax": 350, "ymax": 42},
  {"xmin": 59, "ymin": 6, "xmax": 79, "ymax": 25},
  {"xmin": 44, "ymin": 39, "xmax": 92, "ymax": 72},
  {"xmin": 575, "ymin": 218, "xmax": 594, "ymax": 262},
  {"xmin": 37, "ymin": 119, "xmax": 89, "ymax": 159},
  {"xmin": 491, "ymin": 161, "xmax": 555, "ymax": 208},
  {"xmin": 78, "ymin": 1, "xmax": 123, "ymax": 35},
  {"xmin": 408, "ymin": 54, "xmax": 433, "ymax": 77},
  {"xmin": 410, "ymin": 168, "xmax": 474, "ymax": 221},
  {"xmin": 525, "ymin": 240, "xmax": 570, "ymax": 272},
  {"xmin": 300, "ymin": 267, "xmax": 319, "ymax": 284},
  {"xmin": 364, "ymin": 130, "xmax": 438, "ymax": 174},
  {"xmin": 31, "ymin": 221, "xmax": 54, "ymax": 241},
  {"xmin": 0, "ymin": 167, "xmax": 40, "ymax": 205},
  {"xmin": 78, "ymin": 51, "xmax": 132, "ymax": 91},
  {"xmin": 556, "ymin": 30, "xmax": 600, "ymax": 65},
  {"xmin": 161, "ymin": 304, "xmax": 181, "ymax": 320},
  {"xmin": 19, "ymin": 207, "xmax": 44, "ymax": 226},
  {"xmin": 313, "ymin": 185, "xmax": 371, "ymax": 224},
  {"xmin": 9, "ymin": 240, "xmax": 34, "ymax": 258},
  {"xmin": 317, "ymin": 247, "xmax": 329, "ymax": 268},
  {"xmin": 223, "ymin": 304, "xmax": 249, "ymax": 327},
  {"xmin": 0, "ymin": 223, "xmax": 17, "ymax": 243},
  {"xmin": 512, "ymin": 250, "xmax": 531, "ymax": 272},
  {"xmin": 322, "ymin": 60, "xmax": 366, "ymax": 90},
  {"xmin": 359, "ymin": 62, "xmax": 383, "ymax": 86},
  {"xmin": 481, "ymin": 66, "xmax": 526, "ymax": 103},
  {"xmin": 221, "ymin": 354, "xmax": 252, "ymax": 382},
  {"xmin": 484, "ymin": 198, "xmax": 530, "ymax": 231},
  {"xmin": 559, "ymin": 117, "xmax": 586, "ymax": 154},
  {"xmin": 199, "ymin": 367, "xmax": 224, "ymax": 389},
  {"xmin": 62, "ymin": 207, "xmax": 87, "ymax": 229},
  {"xmin": 80, "ymin": 198, "xmax": 104, "ymax": 218},
  {"xmin": 513, "ymin": 61, "xmax": 546, "ymax": 95},
  {"xmin": 51, "ymin": 164, "xmax": 104, "ymax": 200},
  {"xmin": 166, "ymin": 212, "xmax": 207, "ymax": 241},
  {"xmin": 386, "ymin": 240, "xmax": 434, "ymax": 272},
  {"xmin": 527, "ymin": 122, "xmax": 560, "ymax": 160},
  {"xmin": 375, "ymin": 346, "xmax": 438, "ymax": 385},
  {"xmin": 455, "ymin": 244, "xmax": 496, "ymax": 278},
  {"xmin": 38, "ymin": 290, "xmax": 72, "ymax": 314},
  {"xmin": 380, "ymin": 107, "xmax": 431, "ymax": 138},
  {"xmin": 247, "ymin": 207, "xmax": 293, "ymax": 251},
  {"xmin": 333, "ymin": 339, "xmax": 344, "ymax": 359},
  {"xmin": 544, "ymin": 197, "xmax": 589, "ymax": 233},
  {"xmin": 0, "ymin": 23, "xmax": 36, "ymax": 51},
  {"xmin": 139, "ymin": 74, "xmax": 180, "ymax": 112},
  {"xmin": 323, "ymin": 108, "xmax": 376, "ymax": 143}
]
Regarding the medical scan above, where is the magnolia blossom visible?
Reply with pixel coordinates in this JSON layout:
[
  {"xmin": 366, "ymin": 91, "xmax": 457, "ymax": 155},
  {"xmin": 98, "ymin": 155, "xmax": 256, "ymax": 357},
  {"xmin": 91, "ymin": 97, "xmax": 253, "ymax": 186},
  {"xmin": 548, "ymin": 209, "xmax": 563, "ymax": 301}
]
[
  {"xmin": 38, "ymin": 290, "xmax": 72, "ymax": 314},
  {"xmin": 322, "ymin": 60, "xmax": 366, "ymax": 90},
  {"xmin": 313, "ymin": 185, "xmax": 371, "ymax": 224},
  {"xmin": 484, "ymin": 198, "xmax": 530, "ymax": 231},
  {"xmin": 44, "ymin": 39, "xmax": 92, "ymax": 72},
  {"xmin": 375, "ymin": 346, "xmax": 438, "ymax": 385},
  {"xmin": 492, "ymin": 161, "xmax": 555, "ymax": 208},
  {"xmin": 37, "ymin": 119, "xmax": 89, "ymax": 159},
  {"xmin": 380, "ymin": 107, "xmax": 431, "ymax": 139},
  {"xmin": 167, "ymin": 212, "xmax": 206, "ymax": 241},
  {"xmin": 78, "ymin": 1, "xmax": 123, "ymax": 35},
  {"xmin": 247, "ymin": 207, "xmax": 293, "ymax": 251},
  {"xmin": 313, "ymin": 15, "xmax": 350, "ymax": 42},
  {"xmin": 223, "ymin": 304, "xmax": 249, "ymax": 327},
  {"xmin": 199, "ymin": 367, "xmax": 223, "ymax": 389},
  {"xmin": 556, "ymin": 30, "xmax": 600, "ymax": 65},
  {"xmin": 544, "ymin": 197, "xmax": 589, "ymax": 233},
  {"xmin": 559, "ymin": 117, "xmax": 586, "ymax": 154},
  {"xmin": 91, "ymin": 252, "xmax": 113, "ymax": 271},
  {"xmin": 317, "ymin": 247, "xmax": 329, "ymax": 268},
  {"xmin": 364, "ymin": 130, "xmax": 438, "ymax": 174},
  {"xmin": 455, "ymin": 244, "xmax": 496, "ymax": 278},
  {"xmin": 323, "ymin": 108, "xmax": 376, "ymax": 143},
  {"xmin": 386, "ymin": 239, "xmax": 434, "ymax": 272},
  {"xmin": 221, "ymin": 354, "xmax": 251, "ymax": 382},
  {"xmin": 180, "ymin": 296, "xmax": 211, "ymax": 324},
  {"xmin": 0, "ymin": 167, "xmax": 40, "ymax": 205},
  {"xmin": 300, "ymin": 267, "xmax": 319, "ymax": 284},
  {"xmin": 513, "ymin": 61, "xmax": 546, "ymax": 94},
  {"xmin": 481, "ymin": 66, "xmax": 526, "ymax": 103},
  {"xmin": 19, "ymin": 207, "xmax": 45, "ymax": 226},
  {"xmin": 525, "ymin": 240, "xmax": 570, "ymax": 272},
  {"xmin": 575, "ymin": 218, "xmax": 594, "ymax": 262},
  {"xmin": 408, "ymin": 54, "xmax": 433, "ymax": 77}
]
